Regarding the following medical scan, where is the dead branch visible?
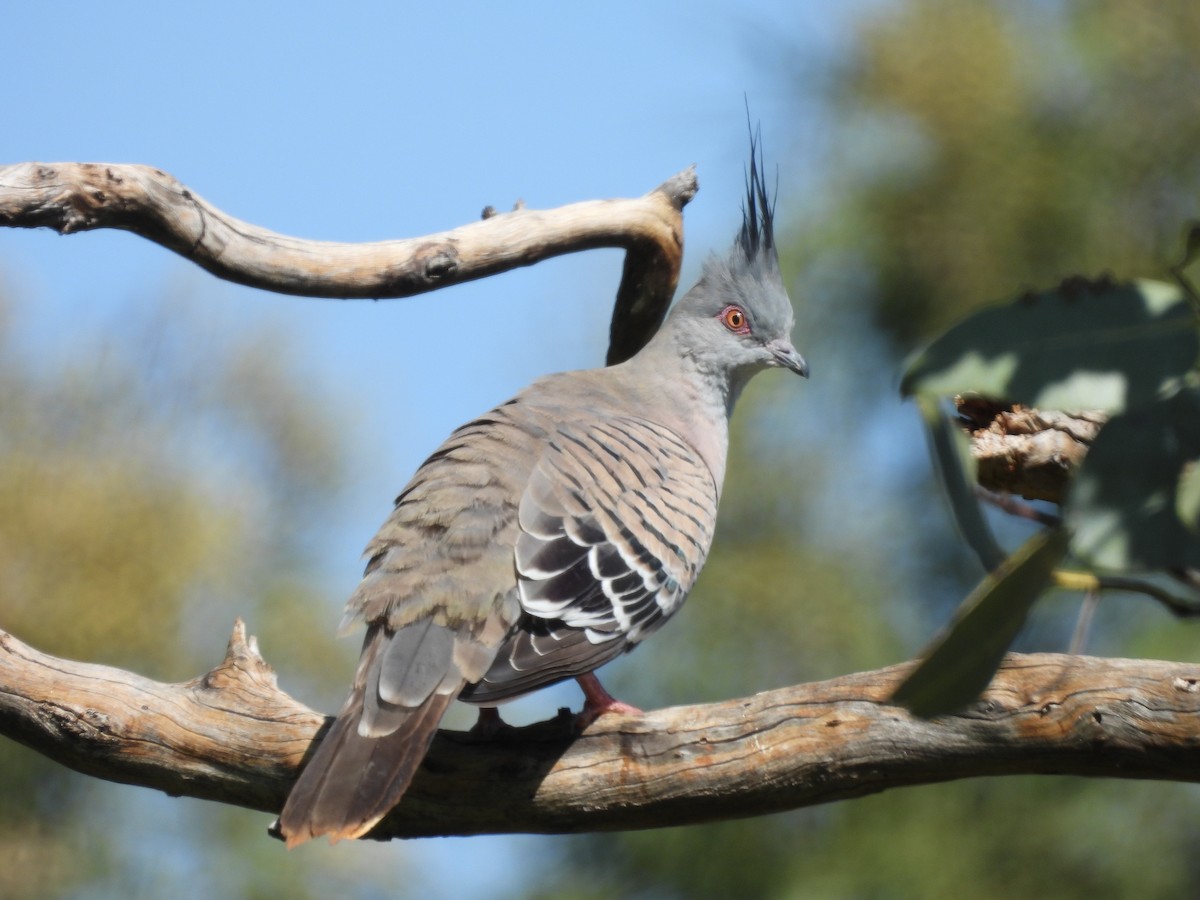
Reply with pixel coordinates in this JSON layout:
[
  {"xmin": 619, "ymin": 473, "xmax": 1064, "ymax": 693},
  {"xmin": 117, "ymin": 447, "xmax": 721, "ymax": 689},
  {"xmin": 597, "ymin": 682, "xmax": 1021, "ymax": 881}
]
[
  {"xmin": 958, "ymin": 398, "xmax": 1107, "ymax": 503},
  {"xmin": 2, "ymin": 620, "xmax": 1198, "ymax": 841},
  {"xmin": 0, "ymin": 162, "xmax": 698, "ymax": 364}
]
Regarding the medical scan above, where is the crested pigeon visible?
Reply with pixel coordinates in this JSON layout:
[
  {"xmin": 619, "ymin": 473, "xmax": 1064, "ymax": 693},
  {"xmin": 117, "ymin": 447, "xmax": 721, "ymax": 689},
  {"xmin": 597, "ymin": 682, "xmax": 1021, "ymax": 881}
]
[{"xmin": 278, "ymin": 140, "xmax": 807, "ymax": 846}]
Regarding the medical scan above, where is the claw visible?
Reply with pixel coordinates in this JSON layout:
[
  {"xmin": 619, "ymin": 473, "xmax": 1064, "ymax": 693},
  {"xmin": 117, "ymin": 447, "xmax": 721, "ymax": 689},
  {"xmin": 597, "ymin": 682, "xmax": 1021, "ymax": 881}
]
[{"xmin": 575, "ymin": 672, "xmax": 642, "ymax": 729}]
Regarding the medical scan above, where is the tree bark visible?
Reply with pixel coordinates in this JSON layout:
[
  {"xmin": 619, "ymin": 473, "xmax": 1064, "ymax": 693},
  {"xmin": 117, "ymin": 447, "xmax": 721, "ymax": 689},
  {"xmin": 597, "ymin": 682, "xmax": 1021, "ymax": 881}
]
[
  {"xmin": 2, "ymin": 620, "xmax": 1197, "ymax": 841},
  {"xmin": 956, "ymin": 397, "xmax": 1106, "ymax": 504},
  {"xmin": 0, "ymin": 162, "xmax": 697, "ymax": 364}
]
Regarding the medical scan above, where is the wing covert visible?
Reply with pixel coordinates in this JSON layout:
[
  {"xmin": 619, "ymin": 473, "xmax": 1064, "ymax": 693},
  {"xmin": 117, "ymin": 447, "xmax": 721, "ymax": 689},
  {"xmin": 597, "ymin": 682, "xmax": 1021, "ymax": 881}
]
[{"xmin": 471, "ymin": 414, "xmax": 719, "ymax": 701}]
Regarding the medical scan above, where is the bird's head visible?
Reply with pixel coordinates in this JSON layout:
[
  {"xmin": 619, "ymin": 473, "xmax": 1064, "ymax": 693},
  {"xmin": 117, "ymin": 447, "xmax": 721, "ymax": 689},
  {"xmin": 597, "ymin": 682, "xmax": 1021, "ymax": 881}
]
[{"xmin": 663, "ymin": 131, "xmax": 808, "ymax": 391}]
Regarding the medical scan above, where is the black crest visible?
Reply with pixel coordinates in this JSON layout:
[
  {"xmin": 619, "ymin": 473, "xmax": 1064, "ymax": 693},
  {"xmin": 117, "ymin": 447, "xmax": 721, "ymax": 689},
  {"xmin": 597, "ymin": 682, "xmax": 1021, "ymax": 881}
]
[{"xmin": 737, "ymin": 123, "xmax": 777, "ymax": 265}]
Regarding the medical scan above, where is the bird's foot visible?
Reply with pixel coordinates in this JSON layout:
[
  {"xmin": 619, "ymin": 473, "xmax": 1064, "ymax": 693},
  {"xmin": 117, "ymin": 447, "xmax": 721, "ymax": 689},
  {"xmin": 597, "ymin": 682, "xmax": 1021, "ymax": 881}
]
[
  {"xmin": 469, "ymin": 706, "xmax": 511, "ymax": 738},
  {"xmin": 575, "ymin": 672, "xmax": 643, "ymax": 729}
]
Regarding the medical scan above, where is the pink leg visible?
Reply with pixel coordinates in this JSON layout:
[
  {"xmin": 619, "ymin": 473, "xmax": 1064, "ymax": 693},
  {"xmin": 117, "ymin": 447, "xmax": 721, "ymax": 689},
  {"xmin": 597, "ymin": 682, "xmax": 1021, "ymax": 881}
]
[
  {"xmin": 469, "ymin": 706, "xmax": 509, "ymax": 737},
  {"xmin": 575, "ymin": 672, "xmax": 643, "ymax": 728}
]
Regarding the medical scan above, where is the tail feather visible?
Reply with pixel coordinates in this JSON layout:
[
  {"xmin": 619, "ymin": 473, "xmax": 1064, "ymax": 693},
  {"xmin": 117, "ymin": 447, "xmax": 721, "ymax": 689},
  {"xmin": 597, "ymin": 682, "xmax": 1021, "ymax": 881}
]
[
  {"xmin": 279, "ymin": 621, "xmax": 480, "ymax": 847},
  {"xmin": 279, "ymin": 684, "xmax": 457, "ymax": 847}
]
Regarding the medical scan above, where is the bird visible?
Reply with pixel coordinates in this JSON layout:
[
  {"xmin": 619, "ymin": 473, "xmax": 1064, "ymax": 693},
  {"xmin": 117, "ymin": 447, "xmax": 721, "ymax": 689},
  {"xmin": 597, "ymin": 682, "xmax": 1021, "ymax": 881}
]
[{"xmin": 277, "ymin": 137, "xmax": 808, "ymax": 847}]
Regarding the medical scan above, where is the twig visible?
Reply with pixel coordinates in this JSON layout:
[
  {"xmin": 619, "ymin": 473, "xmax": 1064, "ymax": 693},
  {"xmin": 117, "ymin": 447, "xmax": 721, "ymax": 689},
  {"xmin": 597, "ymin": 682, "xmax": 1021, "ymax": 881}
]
[{"xmin": 975, "ymin": 486, "xmax": 1062, "ymax": 527}]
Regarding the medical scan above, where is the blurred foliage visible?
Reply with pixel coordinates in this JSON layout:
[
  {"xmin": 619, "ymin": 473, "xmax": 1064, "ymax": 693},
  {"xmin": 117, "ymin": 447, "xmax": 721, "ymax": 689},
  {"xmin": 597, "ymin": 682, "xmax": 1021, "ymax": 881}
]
[
  {"xmin": 901, "ymin": 279, "xmax": 1199, "ymax": 414},
  {"xmin": 800, "ymin": 0, "xmax": 1200, "ymax": 350},
  {"xmin": 913, "ymin": 392, "xmax": 1005, "ymax": 571},
  {"xmin": 897, "ymin": 275, "xmax": 1199, "ymax": 713},
  {"xmin": 1068, "ymin": 385, "xmax": 1200, "ymax": 571},
  {"xmin": 893, "ymin": 528, "xmax": 1069, "ymax": 717},
  {"xmin": 0, "ymin": 286, "xmax": 375, "ymax": 898},
  {"xmin": 532, "ymin": 1, "xmax": 1200, "ymax": 897}
]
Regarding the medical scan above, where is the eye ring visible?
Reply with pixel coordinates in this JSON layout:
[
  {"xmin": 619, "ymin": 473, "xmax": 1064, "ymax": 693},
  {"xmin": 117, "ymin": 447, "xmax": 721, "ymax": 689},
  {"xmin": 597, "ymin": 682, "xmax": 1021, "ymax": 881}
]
[{"xmin": 719, "ymin": 305, "xmax": 750, "ymax": 335}]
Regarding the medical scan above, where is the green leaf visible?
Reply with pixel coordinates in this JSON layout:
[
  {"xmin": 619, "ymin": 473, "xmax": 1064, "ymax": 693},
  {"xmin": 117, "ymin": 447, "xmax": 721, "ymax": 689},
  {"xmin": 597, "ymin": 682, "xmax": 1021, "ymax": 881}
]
[
  {"xmin": 917, "ymin": 394, "xmax": 1004, "ymax": 571},
  {"xmin": 892, "ymin": 528, "xmax": 1070, "ymax": 718},
  {"xmin": 1067, "ymin": 386, "xmax": 1200, "ymax": 570},
  {"xmin": 1184, "ymin": 223, "xmax": 1200, "ymax": 270},
  {"xmin": 901, "ymin": 279, "xmax": 1199, "ymax": 413},
  {"xmin": 1177, "ymin": 463, "xmax": 1200, "ymax": 537}
]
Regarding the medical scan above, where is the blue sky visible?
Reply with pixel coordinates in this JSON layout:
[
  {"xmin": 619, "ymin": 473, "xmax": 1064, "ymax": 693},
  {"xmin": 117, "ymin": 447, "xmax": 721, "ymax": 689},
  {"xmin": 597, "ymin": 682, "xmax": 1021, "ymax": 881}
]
[
  {"xmin": 2, "ymin": 3, "xmax": 873, "ymax": 897},
  {"xmin": 4, "ymin": 2, "xmax": 865, "ymax": 556}
]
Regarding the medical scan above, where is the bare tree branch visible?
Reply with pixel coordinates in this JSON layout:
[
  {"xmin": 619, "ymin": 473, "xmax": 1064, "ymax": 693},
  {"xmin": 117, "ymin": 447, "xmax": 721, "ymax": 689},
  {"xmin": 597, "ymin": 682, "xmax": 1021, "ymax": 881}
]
[
  {"xmin": 957, "ymin": 397, "xmax": 1107, "ymax": 504},
  {"xmin": 0, "ymin": 162, "xmax": 698, "ymax": 363},
  {"xmin": 3, "ymin": 620, "xmax": 1198, "ymax": 841}
]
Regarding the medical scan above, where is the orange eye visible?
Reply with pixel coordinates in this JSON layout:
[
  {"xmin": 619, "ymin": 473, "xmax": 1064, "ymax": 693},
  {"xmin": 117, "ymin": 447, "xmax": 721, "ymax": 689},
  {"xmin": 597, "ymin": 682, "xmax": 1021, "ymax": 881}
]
[{"xmin": 720, "ymin": 305, "xmax": 750, "ymax": 334}]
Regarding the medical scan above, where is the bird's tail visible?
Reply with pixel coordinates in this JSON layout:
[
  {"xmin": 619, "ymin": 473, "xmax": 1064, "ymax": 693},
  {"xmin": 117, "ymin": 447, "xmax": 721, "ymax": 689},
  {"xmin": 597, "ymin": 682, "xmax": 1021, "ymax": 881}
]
[{"xmin": 277, "ymin": 624, "xmax": 464, "ymax": 847}]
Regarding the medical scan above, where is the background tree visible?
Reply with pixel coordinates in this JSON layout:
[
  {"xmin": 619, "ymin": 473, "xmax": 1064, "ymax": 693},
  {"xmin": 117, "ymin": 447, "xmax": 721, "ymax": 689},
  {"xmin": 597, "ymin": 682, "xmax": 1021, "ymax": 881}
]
[
  {"xmin": 532, "ymin": 2, "xmax": 1200, "ymax": 897},
  {"xmin": 0, "ymin": 289, "xmax": 368, "ymax": 897}
]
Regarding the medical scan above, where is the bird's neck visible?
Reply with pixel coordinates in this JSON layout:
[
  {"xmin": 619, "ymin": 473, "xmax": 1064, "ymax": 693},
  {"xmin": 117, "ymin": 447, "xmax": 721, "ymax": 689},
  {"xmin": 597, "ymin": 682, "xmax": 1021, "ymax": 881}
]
[
  {"xmin": 620, "ymin": 331, "xmax": 738, "ymax": 492},
  {"xmin": 635, "ymin": 318, "xmax": 753, "ymax": 416}
]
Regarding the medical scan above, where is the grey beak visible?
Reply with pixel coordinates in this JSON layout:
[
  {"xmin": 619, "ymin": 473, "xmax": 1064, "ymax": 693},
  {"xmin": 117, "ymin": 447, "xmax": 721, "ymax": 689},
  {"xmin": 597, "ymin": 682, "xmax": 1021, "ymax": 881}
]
[{"xmin": 768, "ymin": 339, "xmax": 809, "ymax": 378}]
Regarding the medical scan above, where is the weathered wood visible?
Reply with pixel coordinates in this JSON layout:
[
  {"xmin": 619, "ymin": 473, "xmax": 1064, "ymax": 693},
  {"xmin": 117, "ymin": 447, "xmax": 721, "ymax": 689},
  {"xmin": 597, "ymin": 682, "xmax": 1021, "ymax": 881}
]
[
  {"xmin": 957, "ymin": 397, "xmax": 1107, "ymax": 503},
  {"xmin": 2, "ymin": 621, "xmax": 1197, "ymax": 841},
  {"xmin": 0, "ymin": 162, "xmax": 697, "ymax": 363}
]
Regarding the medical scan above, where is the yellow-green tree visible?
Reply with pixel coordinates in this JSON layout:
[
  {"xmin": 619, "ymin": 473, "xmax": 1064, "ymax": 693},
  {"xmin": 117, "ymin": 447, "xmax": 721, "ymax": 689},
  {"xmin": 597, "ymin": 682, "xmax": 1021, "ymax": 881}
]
[
  {"xmin": 0, "ymin": 287, "xmax": 369, "ymax": 898},
  {"xmin": 530, "ymin": 2, "xmax": 1200, "ymax": 897}
]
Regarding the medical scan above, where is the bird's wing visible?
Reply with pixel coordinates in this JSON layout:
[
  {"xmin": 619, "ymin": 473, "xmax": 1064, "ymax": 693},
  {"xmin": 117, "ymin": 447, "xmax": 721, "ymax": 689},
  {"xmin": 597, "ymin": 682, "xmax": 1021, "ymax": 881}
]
[{"xmin": 461, "ymin": 414, "xmax": 719, "ymax": 703}]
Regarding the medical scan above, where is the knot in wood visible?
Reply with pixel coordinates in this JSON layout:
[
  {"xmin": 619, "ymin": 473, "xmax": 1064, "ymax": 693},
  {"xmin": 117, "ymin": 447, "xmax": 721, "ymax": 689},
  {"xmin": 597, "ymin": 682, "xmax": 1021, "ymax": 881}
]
[{"xmin": 414, "ymin": 242, "xmax": 459, "ymax": 281}]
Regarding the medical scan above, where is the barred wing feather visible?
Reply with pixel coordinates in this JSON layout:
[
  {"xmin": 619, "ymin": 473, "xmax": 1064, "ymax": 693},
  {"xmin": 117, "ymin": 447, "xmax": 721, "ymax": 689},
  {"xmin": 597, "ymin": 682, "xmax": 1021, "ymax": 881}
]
[{"xmin": 460, "ymin": 416, "xmax": 718, "ymax": 703}]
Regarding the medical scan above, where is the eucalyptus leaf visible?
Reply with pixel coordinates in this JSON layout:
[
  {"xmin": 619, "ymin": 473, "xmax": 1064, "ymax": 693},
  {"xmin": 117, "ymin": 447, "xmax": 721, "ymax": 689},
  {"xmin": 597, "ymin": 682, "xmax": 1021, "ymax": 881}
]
[
  {"xmin": 917, "ymin": 394, "xmax": 1004, "ymax": 571},
  {"xmin": 1067, "ymin": 386, "xmax": 1200, "ymax": 570},
  {"xmin": 1177, "ymin": 463, "xmax": 1200, "ymax": 537},
  {"xmin": 892, "ymin": 528, "xmax": 1070, "ymax": 718},
  {"xmin": 901, "ymin": 279, "xmax": 1198, "ymax": 413},
  {"xmin": 1175, "ymin": 221, "xmax": 1200, "ymax": 298}
]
